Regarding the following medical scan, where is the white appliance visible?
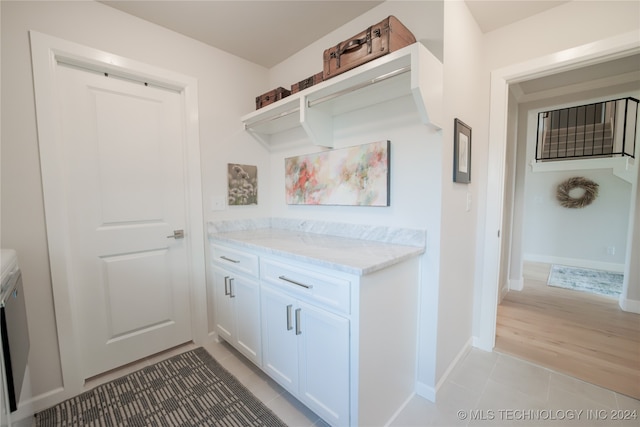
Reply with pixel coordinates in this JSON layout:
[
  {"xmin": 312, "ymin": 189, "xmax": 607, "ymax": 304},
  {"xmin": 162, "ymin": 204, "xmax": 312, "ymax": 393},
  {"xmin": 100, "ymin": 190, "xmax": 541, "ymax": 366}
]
[{"xmin": 0, "ymin": 249, "xmax": 30, "ymax": 417}]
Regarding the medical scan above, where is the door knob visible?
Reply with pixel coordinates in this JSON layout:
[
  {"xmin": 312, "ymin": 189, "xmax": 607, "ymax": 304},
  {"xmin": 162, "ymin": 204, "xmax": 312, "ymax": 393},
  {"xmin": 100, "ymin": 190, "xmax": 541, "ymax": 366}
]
[{"xmin": 167, "ymin": 229, "xmax": 185, "ymax": 239}]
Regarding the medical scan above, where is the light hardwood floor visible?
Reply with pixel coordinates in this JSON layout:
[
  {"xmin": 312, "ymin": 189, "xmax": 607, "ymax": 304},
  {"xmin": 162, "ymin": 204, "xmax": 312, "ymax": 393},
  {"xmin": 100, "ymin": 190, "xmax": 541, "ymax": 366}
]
[{"xmin": 496, "ymin": 265, "xmax": 640, "ymax": 400}]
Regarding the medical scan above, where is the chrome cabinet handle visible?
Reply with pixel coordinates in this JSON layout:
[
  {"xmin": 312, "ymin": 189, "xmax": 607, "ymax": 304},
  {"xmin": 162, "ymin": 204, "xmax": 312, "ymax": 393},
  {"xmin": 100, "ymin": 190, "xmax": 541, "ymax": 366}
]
[
  {"xmin": 295, "ymin": 308, "xmax": 302, "ymax": 335},
  {"xmin": 167, "ymin": 229, "xmax": 184, "ymax": 239},
  {"xmin": 220, "ymin": 256, "xmax": 240, "ymax": 263},
  {"xmin": 224, "ymin": 276, "xmax": 230, "ymax": 296},
  {"xmin": 223, "ymin": 276, "xmax": 235, "ymax": 298},
  {"xmin": 286, "ymin": 304, "xmax": 293, "ymax": 331},
  {"xmin": 278, "ymin": 275, "xmax": 313, "ymax": 289}
]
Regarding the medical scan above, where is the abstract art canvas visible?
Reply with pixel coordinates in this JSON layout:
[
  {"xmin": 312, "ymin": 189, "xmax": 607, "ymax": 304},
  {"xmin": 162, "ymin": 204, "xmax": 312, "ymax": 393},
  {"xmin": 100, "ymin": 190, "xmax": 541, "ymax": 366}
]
[
  {"xmin": 285, "ymin": 141, "xmax": 390, "ymax": 206},
  {"xmin": 228, "ymin": 163, "xmax": 258, "ymax": 206}
]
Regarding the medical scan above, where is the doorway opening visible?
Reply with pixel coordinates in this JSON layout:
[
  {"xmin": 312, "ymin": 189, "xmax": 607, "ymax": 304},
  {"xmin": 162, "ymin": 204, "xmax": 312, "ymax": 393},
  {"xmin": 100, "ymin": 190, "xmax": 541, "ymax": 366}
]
[{"xmin": 491, "ymin": 43, "xmax": 640, "ymax": 399}]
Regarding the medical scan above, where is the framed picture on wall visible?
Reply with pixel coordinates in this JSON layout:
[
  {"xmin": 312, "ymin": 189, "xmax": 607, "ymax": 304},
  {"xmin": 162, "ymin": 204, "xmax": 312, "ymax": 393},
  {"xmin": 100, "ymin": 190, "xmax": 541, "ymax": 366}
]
[
  {"xmin": 453, "ymin": 118, "xmax": 471, "ymax": 183},
  {"xmin": 285, "ymin": 140, "xmax": 390, "ymax": 206},
  {"xmin": 228, "ymin": 163, "xmax": 258, "ymax": 205}
]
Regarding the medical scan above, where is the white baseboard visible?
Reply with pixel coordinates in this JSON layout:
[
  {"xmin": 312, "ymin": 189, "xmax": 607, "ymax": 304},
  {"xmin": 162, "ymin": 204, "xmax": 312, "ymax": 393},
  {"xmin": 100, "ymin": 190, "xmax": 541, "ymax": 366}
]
[
  {"xmin": 472, "ymin": 334, "xmax": 493, "ymax": 352},
  {"xmin": 415, "ymin": 381, "xmax": 435, "ymax": 402},
  {"xmin": 509, "ymin": 278, "xmax": 523, "ymax": 291},
  {"xmin": 416, "ymin": 338, "xmax": 472, "ymax": 404},
  {"xmin": 619, "ymin": 297, "xmax": 640, "ymax": 314},
  {"xmin": 385, "ymin": 392, "xmax": 416, "ymax": 427},
  {"xmin": 11, "ymin": 339, "xmax": 212, "ymax": 424},
  {"xmin": 524, "ymin": 254, "xmax": 624, "ymax": 273},
  {"xmin": 12, "ymin": 386, "xmax": 65, "ymax": 424}
]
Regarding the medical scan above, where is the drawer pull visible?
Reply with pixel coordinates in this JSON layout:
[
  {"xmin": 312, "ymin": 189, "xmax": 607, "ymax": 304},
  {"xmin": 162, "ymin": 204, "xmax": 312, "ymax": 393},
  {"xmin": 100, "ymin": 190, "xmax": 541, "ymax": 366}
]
[
  {"xmin": 286, "ymin": 304, "xmax": 293, "ymax": 331},
  {"xmin": 278, "ymin": 275, "xmax": 313, "ymax": 289},
  {"xmin": 295, "ymin": 308, "xmax": 302, "ymax": 335},
  {"xmin": 220, "ymin": 256, "xmax": 240, "ymax": 263}
]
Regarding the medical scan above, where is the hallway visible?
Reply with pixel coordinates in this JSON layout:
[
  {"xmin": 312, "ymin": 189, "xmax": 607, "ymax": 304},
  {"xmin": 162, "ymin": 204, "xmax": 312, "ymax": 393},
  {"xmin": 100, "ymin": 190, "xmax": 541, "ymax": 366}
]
[{"xmin": 496, "ymin": 264, "xmax": 640, "ymax": 400}]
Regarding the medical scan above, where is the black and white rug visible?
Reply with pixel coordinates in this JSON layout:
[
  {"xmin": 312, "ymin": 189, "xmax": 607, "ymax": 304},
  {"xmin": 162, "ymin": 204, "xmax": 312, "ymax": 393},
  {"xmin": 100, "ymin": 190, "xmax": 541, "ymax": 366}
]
[
  {"xmin": 35, "ymin": 347, "xmax": 287, "ymax": 426},
  {"xmin": 547, "ymin": 264, "xmax": 623, "ymax": 298}
]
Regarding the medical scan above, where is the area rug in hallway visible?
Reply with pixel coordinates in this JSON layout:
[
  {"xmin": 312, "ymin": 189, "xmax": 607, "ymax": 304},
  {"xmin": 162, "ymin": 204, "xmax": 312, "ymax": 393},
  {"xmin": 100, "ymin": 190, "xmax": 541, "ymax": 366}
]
[
  {"xmin": 34, "ymin": 347, "xmax": 287, "ymax": 427},
  {"xmin": 547, "ymin": 264, "xmax": 623, "ymax": 298}
]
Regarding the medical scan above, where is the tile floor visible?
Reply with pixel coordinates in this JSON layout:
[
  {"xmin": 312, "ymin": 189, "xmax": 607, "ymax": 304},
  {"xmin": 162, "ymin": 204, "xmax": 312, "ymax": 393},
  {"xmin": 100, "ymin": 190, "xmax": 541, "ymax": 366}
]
[
  {"xmin": 203, "ymin": 340, "xmax": 640, "ymax": 427},
  {"xmin": 24, "ymin": 339, "xmax": 640, "ymax": 427}
]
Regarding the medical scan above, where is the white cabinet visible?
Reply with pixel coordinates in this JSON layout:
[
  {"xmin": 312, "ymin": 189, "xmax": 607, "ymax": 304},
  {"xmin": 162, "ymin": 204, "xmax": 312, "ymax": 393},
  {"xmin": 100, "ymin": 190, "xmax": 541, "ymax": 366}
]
[
  {"xmin": 211, "ymin": 244, "xmax": 262, "ymax": 366},
  {"xmin": 297, "ymin": 300, "xmax": 349, "ymax": 425},
  {"xmin": 210, "ymin": 236, "xmax": 420, "ymax": 426},
  {"xmin": 261, "ymin": 284, "xmax": 349, "ymax": 426},
  {"xmin": 260, "ymin": 286, "xmax": 299, "ymax": 390},
  {"xmin": 241, "ymin": 43, "xmax": 443, "ymax": 149}
]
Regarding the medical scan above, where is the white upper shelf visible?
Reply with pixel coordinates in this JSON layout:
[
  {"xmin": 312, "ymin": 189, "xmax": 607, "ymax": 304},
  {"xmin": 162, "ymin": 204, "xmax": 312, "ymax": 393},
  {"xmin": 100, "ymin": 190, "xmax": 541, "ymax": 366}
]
[{"xmin": 241, "ymin": 43, "xmax": 443, "ymax": 149}]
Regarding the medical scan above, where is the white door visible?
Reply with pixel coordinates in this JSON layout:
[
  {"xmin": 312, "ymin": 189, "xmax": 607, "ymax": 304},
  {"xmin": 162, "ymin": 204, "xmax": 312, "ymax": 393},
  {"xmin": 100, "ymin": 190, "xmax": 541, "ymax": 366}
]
[
  {"xmin": 298, "ymin": 301, "xmax": 349, "ymax": 426},
  {"xmin": 261, "ymin": 286, "xmax": 298, "ymax": 394},
  {"xmin": 212, "ymin": 266, "xmax": 235, "ymax": 342},
  {"xmin": 232, "ymin": 273, "xmax": 262, "ymax": 364},
  {"xmin": 56, "ymin": 64, "xmax": 192, "ymax": 379},
  {"xmin": 212, "ymin": 266, "xmax": 262, "ymax": 365}
]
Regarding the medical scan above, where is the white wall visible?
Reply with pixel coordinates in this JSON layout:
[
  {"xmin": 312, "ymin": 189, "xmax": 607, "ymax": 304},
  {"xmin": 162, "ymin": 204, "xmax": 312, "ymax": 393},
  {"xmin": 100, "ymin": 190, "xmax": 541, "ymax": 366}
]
[
  {"xmin": 482, "ymin": 1, "xmax": 640, "ymax": 70},
  {"xmin": 523, "ymin": 168, "xmax": 631, "ymax": 268},
  {"xmin": 473, "ymin": 0, "xmax": 640, "ymax": 339},
  {"xmin": 3, "ymin": 0, "xmax": 639, "ymax": 415},
  {"xmin": 518, "ymin": 87, "xmax": 639, "ymax": 272},
  {"xmin": 624, "ymin": 160, "xmax": 640, "ymax": 304},
  {"xmin": 504, "ymin": 89, "xmax": 522, "ymax": 292},
  {"xmin": 0, "ymin": 0, "xmax": 451, "ymax": 410},
  {"xmin": 434, "ymin": 0, "xmax": 485, "ymax": 392},
  {"xmin": 1, "ymin": 0, "xmax": 268, "ymax": 409},
  {"xmin": 268, "ymin": 1, "xmax": 443, "ymax": 87},
  {"xmin": 264, "ymin": 0, "xmax": 448, "ymax": 398}
]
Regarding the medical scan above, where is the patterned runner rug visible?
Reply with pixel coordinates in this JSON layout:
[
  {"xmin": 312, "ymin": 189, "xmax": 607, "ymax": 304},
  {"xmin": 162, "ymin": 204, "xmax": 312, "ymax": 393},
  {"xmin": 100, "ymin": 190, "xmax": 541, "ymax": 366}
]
[
  {"xmin": 35, "ymin": 347, "xmax": 287, "ymax": 426},
  {"xmin": 547, "ymin": 264, "xmax": 623, "ymax": 298}
]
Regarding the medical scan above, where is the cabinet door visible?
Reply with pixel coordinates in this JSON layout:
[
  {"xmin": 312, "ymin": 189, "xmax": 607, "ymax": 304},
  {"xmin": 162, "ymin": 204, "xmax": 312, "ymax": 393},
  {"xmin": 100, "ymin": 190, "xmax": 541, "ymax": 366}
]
[
  {"xmin": 298, "ymin": 301, "xmax": 350, "ymax": 426},
  {"xmin": 232, "ymin": 274, "xmax": 262, "ymax": 365},
  {"xmin": 212, "ymin": 266, "xmax": 234, "ymax": 342},
  {"xmin": 261, "ymin": 286, "xmax": 298, "ymax": 395}
]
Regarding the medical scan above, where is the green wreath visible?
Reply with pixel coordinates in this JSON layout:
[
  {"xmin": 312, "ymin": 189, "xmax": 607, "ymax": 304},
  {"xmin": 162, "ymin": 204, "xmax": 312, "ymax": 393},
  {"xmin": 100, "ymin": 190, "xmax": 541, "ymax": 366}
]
[{"xmin": 556, "ymin": 177, "xmax": 599, "ymax": 209}]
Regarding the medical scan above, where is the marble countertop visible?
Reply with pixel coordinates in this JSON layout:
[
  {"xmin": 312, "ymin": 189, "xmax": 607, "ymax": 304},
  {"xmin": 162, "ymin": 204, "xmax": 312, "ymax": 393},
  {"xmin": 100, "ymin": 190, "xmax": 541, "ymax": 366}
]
[{"xmin": 209, "ymin": 219, "xmax": 425, "ymax": 275}]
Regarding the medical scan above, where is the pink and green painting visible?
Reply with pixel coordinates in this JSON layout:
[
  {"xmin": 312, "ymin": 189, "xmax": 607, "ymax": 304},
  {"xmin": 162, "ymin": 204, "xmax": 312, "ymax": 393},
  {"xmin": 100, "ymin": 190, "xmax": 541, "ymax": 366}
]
[{"xmin": 285, "ymin": 140, "xmax": 390, "ymax": 206}]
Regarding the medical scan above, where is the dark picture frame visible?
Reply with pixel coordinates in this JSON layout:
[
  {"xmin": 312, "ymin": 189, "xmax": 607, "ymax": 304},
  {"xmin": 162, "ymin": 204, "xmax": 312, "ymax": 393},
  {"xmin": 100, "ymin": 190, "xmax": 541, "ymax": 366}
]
[
  {"xmin": 453, "ymin": 118, "xmax": 472, "ymax": 183},
  {"xmin": 227, "ymin": 163, "xmax": 258, "ymax": 205}
]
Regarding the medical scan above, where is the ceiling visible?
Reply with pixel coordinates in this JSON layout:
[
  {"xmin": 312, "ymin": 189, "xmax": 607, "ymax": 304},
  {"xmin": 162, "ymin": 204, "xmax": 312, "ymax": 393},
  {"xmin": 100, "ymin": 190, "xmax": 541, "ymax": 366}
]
[
  {"xmin": 100, "ymin": 1, "xmax": 385, "ymax": 68},
  {"xmin": 101, "ymin": 0, "xmax": 568, "ymax": 68},
  {"xmin": 464, "ymin": 0, "xmax": 569, "ymax": 33},
  {"xmin": 100, "ymin": 1, "xmax": 637, "ymax": 96}
]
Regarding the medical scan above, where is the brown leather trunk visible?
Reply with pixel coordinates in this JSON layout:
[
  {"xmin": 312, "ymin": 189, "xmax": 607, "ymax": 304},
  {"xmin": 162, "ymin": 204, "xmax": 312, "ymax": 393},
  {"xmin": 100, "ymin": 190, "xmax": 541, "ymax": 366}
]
[
  {"xmin": 291, "ymin": 72, "xmax": 324, "ymax": 93},
  {"xmin": 323, "ymin": 16, "xmax": 416, "ymax": 80},
  {"xmin": 255, "ymin": 87, "xmax": 291, "ymax": 109}
]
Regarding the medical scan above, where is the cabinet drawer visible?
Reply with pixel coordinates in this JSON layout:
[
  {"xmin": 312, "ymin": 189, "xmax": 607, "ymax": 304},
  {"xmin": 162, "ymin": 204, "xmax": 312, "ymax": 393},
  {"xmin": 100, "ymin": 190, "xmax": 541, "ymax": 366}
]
[
  {"xmin": 211, "ymin": 243, "xmax": 259, "ymax": 278},
  {"xmin": 260, "ymin": 258, "xmax": 350, "ymax": 314}
]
